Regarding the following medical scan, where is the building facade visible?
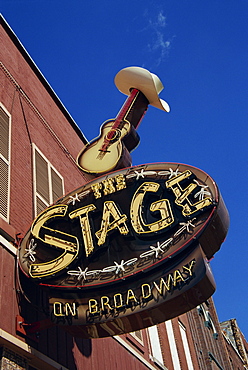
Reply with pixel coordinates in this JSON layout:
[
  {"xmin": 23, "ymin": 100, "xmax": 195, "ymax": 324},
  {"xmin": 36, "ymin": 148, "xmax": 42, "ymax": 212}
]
[{"xmin": 0, "ymin": 15, "xmax": 247, "ymax": 369}]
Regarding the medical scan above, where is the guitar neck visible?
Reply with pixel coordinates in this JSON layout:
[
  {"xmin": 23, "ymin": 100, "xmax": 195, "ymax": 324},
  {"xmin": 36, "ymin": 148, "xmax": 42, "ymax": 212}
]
[
  {"xmin": 114, "ymin": 88, "xmax": 149, "ymax": 130},
  {"xmin": 125, "ymin": 89, "xmax": 149, "ymax": 129},
  {"xmin": 97, "ymin": 89, "xmax": 149, "ymax": 154}
]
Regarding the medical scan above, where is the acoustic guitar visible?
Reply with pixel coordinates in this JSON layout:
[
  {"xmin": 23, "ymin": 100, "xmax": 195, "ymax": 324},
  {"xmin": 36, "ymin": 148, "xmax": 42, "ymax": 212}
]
[{"xmin": 77, "ymin": 88, "xmax": 149, "ymax": 174}]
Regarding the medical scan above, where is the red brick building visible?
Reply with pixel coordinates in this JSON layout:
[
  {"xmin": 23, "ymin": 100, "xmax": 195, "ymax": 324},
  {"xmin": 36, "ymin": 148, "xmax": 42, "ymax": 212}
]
[{"xmin": 1, "ymin": 14, "xmax": 247, "ymax": 369}]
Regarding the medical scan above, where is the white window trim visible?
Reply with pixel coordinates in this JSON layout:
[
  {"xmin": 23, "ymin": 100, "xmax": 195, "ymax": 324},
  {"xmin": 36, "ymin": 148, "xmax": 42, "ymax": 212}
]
[
  {"xmin": 0, "ymin": 103, "xmax": 11, "ymax": 223},
  {"xmin": 178, "ymin": 320, "xmax": 194, "ymax": 370},
  {"xmin": 148, "ymin": 325, "xmax": 164, "ymax": 367},
  {"xmin": 32, "ymin": 143, "xmax": 64, "ymax": 216},
  {"xmin": 0, "ymin": 235, "xmax": 16, "ymax": 256},
  {"xmin": 165, "ymin": 320, "xmax": 181, "ymax": 370}
]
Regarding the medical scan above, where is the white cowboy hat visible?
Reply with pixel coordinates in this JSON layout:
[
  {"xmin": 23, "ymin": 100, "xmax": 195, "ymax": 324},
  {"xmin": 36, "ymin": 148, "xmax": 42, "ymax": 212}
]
[{"xmin": 114, "ymin": 66, "xmax": 170, "ymax": 112}]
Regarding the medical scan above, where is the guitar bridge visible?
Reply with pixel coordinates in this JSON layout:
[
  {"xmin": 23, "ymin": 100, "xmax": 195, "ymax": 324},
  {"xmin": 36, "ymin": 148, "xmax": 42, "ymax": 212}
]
[{"xmin": 97, "ymin": 150, "xmax": 110, "ymax": 160}]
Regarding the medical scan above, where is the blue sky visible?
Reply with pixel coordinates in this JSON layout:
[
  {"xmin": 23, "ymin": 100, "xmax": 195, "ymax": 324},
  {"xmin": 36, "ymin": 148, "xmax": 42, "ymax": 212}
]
[{"xmin": 1, "ymin": 1, "xmax": 248, "ymax": 338}]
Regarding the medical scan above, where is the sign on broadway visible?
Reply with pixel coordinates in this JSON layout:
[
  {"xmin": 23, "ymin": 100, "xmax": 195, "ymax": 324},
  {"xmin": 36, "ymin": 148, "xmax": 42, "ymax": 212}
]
[{"xmin": 19, "ymin": 163, "xmax": 229, "ymax": 338}]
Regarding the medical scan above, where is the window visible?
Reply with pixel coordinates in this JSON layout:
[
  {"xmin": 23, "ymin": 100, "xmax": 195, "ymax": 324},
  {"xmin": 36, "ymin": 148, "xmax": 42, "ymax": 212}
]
[
  {"xmin": 178, "ymin": 320, "xmax": 194, "ymax": 370},
  {"xmin": 33, "ymin": 144, "xmax": 64, "ymax": 216},
  {"xmin": 130, "ymin": 330, "xmax": 144, "ymax": 345},
  {"xmin": 197, "ymin": 303, "xmax": 218, "ymax": 339},
  {"xmin": 0, "ymin": 104, "xmax": 11, "ymax": 221}
]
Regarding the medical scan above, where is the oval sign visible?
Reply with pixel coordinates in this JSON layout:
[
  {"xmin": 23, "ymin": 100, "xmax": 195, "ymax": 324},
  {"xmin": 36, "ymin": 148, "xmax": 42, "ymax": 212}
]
[{"xmin": 18, "ymin": 163, "xmax": 229, "ymax": 337}]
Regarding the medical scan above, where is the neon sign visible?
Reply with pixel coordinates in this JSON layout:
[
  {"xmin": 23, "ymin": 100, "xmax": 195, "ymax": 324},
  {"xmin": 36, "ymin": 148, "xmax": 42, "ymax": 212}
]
[{"xmin": 19, "ymin": 162, "xmax": 229, "ymax": 337}]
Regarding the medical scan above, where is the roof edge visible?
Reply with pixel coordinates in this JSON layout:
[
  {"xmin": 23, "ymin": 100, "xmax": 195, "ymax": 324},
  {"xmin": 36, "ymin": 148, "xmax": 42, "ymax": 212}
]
[{"xmin": 0, "ymin": 14, "xmax": 88, "ymax": 145}]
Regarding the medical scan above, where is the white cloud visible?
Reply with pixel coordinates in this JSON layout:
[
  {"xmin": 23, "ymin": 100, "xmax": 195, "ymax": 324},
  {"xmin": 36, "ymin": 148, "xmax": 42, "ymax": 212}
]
[
  {"xmin": 145, "ymin": 10, "xmax": 174, "ymax": 66},
  {"xmin": 157, "ymin": 11, "xmax": 167, "ymax": 28}
]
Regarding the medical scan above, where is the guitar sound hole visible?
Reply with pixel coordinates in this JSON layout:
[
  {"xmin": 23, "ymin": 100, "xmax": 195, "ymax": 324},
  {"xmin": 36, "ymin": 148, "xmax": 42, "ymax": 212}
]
[{"xmin": 106, "ymin": 129, "xmax": 121, "ymax": 142}]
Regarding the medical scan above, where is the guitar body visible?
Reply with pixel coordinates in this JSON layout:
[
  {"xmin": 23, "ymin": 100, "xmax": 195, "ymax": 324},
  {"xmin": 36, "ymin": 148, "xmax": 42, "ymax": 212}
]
[{"xmin": 77, "ymin": 119, "xmax": 133, "ymax": 174}]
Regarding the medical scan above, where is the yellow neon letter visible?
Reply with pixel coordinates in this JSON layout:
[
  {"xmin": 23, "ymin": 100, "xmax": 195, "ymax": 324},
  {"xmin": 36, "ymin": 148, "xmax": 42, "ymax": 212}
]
[
  {"xmin": 30, "ymin": 205, "xmax": 79, "ymax": 278},
  {"xmin": 153, "ymin": 275, "xmax": 174, "ymax": 295},
  {"xmin": 183, "ymin": 260, "xmax": 196, "ymax": 276},
  {"xmin": 89, "ymin": 299, "xmax": 99, "ymax": 314},
  {"xmin": 141, "ymin": 283, "xmax": 152, "ymax": 300},
  {"xmin": 115, "ymin": 174, "xmax": 126, "ymax": 191},
  {"xmin": 95, "ymin": 201, "xmax": 129, "ymax": 246},
  {"xmin": 69, "ymin": 204, "xmax": 96, "ymax": 257},
  {"xmin": 113, "ymin": 293, "xmax": 124, "ymax": 309},
  {"xmin": 53, "ymin": 302, "xmax": 65, "ymax": 317},
  {"xmin": 166, "ymin": 171, "xmax": 212, "ymax": 216},
  {"xmin": 65, "ymin": 302, "xmax": 77, "ymax": 316},
  {"xmin": 91, "ymin": 183, "xmax": 102, "ymax": 199},
  {"xmin": 102, "ymin": 178, "xmax": 116, "ymax": 196},
  {"xmin": 173, "ymin": 270, "xmax": 185, "ymax": 286},
  {"xmin": 126, "ymin": 289, "xmax": 138, "ymax": 305},
  {"xmin": 101, "ymin": 296, "xmax": 113, "ymax": 312},
  {"xmin": 130, "ymin": 182, "xmax": 174, "ymax": 234}
]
